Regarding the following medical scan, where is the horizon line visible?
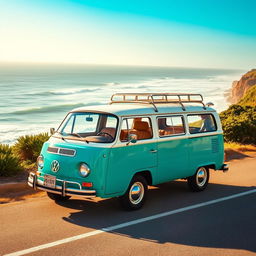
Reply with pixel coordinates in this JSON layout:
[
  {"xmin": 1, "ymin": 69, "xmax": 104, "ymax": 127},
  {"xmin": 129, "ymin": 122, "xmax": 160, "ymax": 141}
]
[{"xmin": 0, "ymin": 60, "xmax": 246, "ymax": 71}]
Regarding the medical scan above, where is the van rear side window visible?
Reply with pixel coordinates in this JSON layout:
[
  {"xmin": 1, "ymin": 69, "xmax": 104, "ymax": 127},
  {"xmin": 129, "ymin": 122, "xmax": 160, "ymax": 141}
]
[
  {"xmin": 188, "ymin": 114, "xmax": 217, "ymax": 134},
  {"xmin": 158, "ymin": 116, "xmax": 185, "ymax": 137},
  {"xmin": 120, "ymin": 117, "xmax": 152, "ymax": 141}
]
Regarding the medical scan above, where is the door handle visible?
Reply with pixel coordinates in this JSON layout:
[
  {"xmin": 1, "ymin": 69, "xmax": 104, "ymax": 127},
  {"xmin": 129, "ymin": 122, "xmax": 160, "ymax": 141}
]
[{"xmin": 150, "ymin": 149, "xmax": 157, "ymax": 153}]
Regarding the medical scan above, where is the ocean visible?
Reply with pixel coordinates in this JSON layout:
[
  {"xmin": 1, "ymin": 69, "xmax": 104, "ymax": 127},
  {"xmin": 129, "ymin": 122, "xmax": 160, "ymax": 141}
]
[{"xmin": 0, "ymin": 64, "xmax": 243, "ymax": 144}]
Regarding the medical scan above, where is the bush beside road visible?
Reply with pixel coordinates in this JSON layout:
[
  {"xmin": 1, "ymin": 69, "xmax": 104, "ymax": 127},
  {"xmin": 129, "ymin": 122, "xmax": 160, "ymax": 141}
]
[{"xmin": 0, "ymin": 133, "xmax": 49, "ymax": 177}]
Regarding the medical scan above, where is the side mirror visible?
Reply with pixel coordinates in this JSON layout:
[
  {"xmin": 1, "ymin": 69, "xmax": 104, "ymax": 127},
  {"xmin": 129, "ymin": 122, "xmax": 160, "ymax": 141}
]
[
  {"xmin": 126, "ymin": 133, "xmax": 137, "ymax": 145},
  {"xmin": 50, "ymin": 128, "xmax": 55, "ymax": 135}
]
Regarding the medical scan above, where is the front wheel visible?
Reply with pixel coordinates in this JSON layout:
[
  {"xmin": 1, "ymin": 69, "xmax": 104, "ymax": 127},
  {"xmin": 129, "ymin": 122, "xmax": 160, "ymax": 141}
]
[
  {"xmin": 119, "ymin": 175, "xmax": 148, "ymax": 210},
  {"xmin": 187, "ymin": 167, "xmax": 209, "ymax": 192},
  {"xmin": 47, "ymin": 192, "xmax": 71, "ymax": 202}
]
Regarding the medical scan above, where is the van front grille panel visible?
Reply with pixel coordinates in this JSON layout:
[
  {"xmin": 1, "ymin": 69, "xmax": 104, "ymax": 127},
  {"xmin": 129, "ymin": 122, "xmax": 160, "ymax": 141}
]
[
  {"xmin": 47, "ymin": 147, "xmax": 58, "ymax": 153},
  {"xmin": 47, "ymin": 146, "xmax": 76, "ymax": 157},
  {"xmin": 59, "ymin": 148, "xmax": 76, "ymax": 156}
]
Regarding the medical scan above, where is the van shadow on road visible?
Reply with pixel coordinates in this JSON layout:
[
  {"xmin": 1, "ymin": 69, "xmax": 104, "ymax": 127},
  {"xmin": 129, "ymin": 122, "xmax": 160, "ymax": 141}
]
[{"xmin": 57, "ymin": 181, "xmax": 256, "ymax": 253}]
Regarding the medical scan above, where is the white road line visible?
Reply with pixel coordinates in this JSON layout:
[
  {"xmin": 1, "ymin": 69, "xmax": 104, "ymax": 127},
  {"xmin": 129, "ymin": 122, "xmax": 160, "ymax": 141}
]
[{"xmin": 5, "ymin": 189, "xmax": 256, "ymax": 256}]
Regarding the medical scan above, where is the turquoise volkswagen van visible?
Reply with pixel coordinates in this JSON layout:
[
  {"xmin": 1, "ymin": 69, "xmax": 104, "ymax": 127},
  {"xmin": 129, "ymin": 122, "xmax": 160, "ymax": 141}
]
[{"xmin": 28, "ymin": 93, "xmax": 228, "ymax": 210}]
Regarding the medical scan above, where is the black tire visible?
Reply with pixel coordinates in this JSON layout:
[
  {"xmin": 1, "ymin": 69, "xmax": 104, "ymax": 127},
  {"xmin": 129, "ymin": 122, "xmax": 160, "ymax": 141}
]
[
  {"xmin": 119, "ymin": 175, "xmax": 148, "ymax": 210},
  {"xmin": 47, "ymin": 192, "xmax": 71, "ymax": 202},
  {"xmin": 187, "ymin": 166, "xmax": 209, "ymax": 192}
]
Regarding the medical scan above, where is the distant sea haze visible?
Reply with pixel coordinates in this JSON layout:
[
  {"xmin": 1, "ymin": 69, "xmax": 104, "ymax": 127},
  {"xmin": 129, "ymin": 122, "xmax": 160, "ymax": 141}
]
[{"xmin": 0, "ymin": 64, "xmax": 244, "ymax": 144}]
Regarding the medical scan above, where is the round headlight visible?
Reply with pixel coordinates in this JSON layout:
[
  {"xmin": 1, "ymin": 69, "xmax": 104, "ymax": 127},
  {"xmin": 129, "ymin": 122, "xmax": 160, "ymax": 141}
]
[
  {"xmin": 37, "ymin": 155, "xmax": 44, "ymax": 169},
  {"xmin": 79, "ymin": 163, "xmax": 90, "ymax": 177}
]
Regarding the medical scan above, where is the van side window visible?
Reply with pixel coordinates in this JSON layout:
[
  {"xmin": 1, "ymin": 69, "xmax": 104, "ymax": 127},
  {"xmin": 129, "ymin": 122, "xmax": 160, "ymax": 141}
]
[
  {"xmin": 158, "ymin": 116, "xmax": 185, "ymax": 137},
  {"xmin": 120, "ymin": 117, "xmax": 153, "ymax": 141},
  {"xmin": 188, "ymin": 114, "xmax": 217, "ymax": 134}
]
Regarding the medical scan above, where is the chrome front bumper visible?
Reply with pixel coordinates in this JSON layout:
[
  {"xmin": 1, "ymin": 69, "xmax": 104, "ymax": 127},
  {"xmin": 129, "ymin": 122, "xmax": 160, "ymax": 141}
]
[{"xmin": 28, "ymin": 172, "xmax": 96, "ymax": 198}]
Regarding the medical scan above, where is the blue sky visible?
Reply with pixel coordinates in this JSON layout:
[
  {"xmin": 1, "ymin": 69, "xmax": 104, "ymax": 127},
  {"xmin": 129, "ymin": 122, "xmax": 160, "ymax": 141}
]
[{"xmin": 0, "ymin": 0, "xmax": 255, "ymax": 68}]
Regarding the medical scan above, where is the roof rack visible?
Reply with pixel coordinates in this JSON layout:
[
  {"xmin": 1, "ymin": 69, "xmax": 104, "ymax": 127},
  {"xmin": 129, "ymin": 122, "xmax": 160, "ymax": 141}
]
[{"xmin": 110, "ymin": 93, "xmax": 206, "ymax": 112}]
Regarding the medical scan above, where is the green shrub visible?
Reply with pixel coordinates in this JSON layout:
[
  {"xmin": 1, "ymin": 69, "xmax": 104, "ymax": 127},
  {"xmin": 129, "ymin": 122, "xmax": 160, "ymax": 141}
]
[
  {"xmin": 0, "ymin": 144, "xmax": 23, "ymax": 176},
  {"xmin": 220, "ymin": 105, "xmax": 256, "ymax": 144},
  {"xmin": 238, "ymin": 85, "xmax": 256, "ymax": 106},
  {"xmin": 13, "ymin": 133, "xmax": 50, "ymax": 162}
]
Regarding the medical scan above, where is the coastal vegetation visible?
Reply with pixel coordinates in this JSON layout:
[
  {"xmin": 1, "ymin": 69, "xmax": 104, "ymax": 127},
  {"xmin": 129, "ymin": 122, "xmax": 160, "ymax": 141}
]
[
  {"xmin": 0, "ymin": 133, "xmax": 49, "ymax": 177},
  {"xmin": 238, "ymin": 86, "xmax": 256, "ymax": 106},
  {"xmin": 220, "ymin": 104, "xmax": 256, "ymax": 144},
  {"xmin": 220, "ymin": 69, "xmax": 256, "ymax": 144},
  {"xmin": 0, "ymin": 144, "xmax": 23, "ymax": 177},
  {"xmin": 13, "ymin": 133, "xmax": 49, "ymax": 163}
]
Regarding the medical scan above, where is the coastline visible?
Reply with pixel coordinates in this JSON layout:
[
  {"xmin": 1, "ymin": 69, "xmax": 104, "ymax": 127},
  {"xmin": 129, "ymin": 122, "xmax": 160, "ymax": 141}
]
[{"xmin": 0, "ymin": 65, "xmax": 242, "ymax": 144}]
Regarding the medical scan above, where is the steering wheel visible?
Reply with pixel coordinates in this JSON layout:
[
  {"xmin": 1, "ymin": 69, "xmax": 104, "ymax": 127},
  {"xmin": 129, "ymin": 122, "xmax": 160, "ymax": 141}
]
[{"xmin": 97, "ymin": 132, "xmax": 114, "ymax": 140}]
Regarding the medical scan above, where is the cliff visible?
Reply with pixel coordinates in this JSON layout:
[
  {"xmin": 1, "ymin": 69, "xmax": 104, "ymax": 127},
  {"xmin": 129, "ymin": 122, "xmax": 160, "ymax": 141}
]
[{"xmin": 228, "ymin": 69, "xmax": 256, "ymax": 104}]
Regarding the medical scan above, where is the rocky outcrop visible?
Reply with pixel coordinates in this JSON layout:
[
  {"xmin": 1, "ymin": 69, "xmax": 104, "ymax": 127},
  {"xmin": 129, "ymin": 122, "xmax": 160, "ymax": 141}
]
[{"xmin": 228, "ymin": 69, "xmax": 256, "ymax": 104}]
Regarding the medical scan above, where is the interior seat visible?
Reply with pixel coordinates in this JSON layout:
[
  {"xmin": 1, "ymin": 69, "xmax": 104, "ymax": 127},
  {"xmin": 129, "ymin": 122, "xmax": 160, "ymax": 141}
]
[
  {"xmin": 133, "ymin": 121, "xmax": 152, "ymax": 140},
  {"xmin": 173, "ymin": 126, "xmax": 185, "ymax": 134},
  {"xmin": 120, "ymin": 129, "xmax": 129, "ymax": 141},
  {"xmin": 164, "ymin": 128, "xmax": 175, "ymax": 135}
]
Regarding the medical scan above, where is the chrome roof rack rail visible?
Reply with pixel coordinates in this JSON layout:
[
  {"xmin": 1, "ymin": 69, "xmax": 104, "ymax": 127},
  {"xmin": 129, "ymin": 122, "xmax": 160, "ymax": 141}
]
[{"xmin": 110, "ymin": 93, "xmax": 206, "ymax": 112}]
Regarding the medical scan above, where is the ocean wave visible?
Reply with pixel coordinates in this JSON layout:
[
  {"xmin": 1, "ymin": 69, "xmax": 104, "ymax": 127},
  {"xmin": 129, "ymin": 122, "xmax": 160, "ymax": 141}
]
[
  {"xmin": 3, "ymin": 102, "xmax": 103, "ymax": 116},
  {"xmin": 0, "ymin": 117, "xmax": 20, "ymax": 122},
  {"xmin": 25, "ymin": 88, "xmax": 98, "ymax": 97},
  {"xmin": 49, "ymin": 88, "xmax": 98, "ymax": 95},
  {"xmin": 107, "ymin": 77, "xmax": 203, "ymax": 89},
  {"xmin": 208, "ymin": 74, "xmax": 240, "ymax": 82},
  {"xmin": 0, "ymin": 126, "xmax": 50, "ymax": 145},
  {"xmin": 105, "ymin": 82, "xmax": 120, "ymax": 86}
]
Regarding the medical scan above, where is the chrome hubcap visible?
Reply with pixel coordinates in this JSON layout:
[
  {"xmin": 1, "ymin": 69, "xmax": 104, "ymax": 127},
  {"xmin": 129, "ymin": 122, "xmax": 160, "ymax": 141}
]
[
  {"xmin": 129, "ymin": 182, "xmax": 144, "ymax": 205},
  {"xmin": 196, "ymin": 167, "xmax": 207, "ymax": 187}
]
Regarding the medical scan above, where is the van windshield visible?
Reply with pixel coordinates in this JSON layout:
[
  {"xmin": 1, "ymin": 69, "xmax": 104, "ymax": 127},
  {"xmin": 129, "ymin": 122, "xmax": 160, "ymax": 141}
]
[{"xmin": 56, "ymin": 112, "xmax": 118, "ymax": 143}]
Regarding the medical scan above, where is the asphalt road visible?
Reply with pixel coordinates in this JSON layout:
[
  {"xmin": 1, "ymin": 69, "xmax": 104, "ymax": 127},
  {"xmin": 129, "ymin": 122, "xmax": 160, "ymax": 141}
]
[{"xmin": 1, "ymin": 157, "xmax": 256, "ymax": 256}]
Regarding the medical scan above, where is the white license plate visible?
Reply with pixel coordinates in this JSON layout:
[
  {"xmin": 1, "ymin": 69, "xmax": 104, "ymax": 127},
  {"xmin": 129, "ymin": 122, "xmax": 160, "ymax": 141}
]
[{"xmin": 44, "ymin": 175, "xmax": 56, "ymax": 188}]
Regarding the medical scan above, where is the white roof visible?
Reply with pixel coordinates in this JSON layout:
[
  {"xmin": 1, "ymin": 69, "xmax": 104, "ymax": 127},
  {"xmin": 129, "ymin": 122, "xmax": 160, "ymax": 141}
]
[{"xmin": 71, "ymin": 103, "xmax": 216, "ymax": 116}]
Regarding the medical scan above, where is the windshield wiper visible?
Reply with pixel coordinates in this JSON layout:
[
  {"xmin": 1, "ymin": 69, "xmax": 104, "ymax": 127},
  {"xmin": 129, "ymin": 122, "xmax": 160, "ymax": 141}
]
[
  {"xmin": 53, "ymin": 131, "xmax": 68, "ymax": 142},
  {"xmin": 71, "ymin": 133, "xmax": 89, "ymax": 144}
]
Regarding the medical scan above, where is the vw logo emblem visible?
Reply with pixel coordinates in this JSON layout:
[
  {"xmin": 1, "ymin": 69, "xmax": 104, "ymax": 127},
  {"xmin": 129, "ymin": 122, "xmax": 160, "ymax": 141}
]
[{"xmin": 51, "ymin": 160, "xmax": 60, "ymax": 172}]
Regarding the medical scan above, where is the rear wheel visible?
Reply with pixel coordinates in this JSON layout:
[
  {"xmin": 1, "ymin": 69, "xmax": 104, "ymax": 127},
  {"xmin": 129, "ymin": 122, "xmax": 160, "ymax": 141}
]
[
  {"xmin": 119, "ymin": 175, "xmax": 148, "ymax": 210},
  {"xmin": 187, "ymin": 167, "xmax": 209, "ymax": 192},
  {"xmin": 47, "ymin": 192, "xmax": 71, "ymax": 202}
]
